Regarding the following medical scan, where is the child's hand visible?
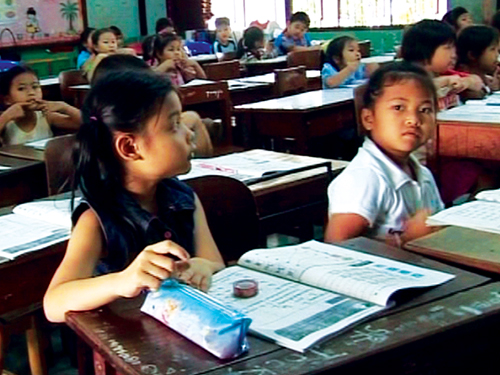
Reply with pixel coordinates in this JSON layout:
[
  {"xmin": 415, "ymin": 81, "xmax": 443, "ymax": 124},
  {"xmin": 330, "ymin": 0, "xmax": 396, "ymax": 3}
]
[
  {"xmin": 402, "ymin": 209, "xmax": 434, "ymax": 243},
  {"xmin": 176, "ymin": 257, "xmax": 217, "ymax": 291},
  {"xmin": 116, "ymin": 240, "xmax": 190, "ymax": 298},
  {"xmin": 157, "ymin": 59, "xmax": 177, "ymax": 72},
  {"xmin": 2, "ymin": 102, "xmax": 29, "ymax": 120},
  {"xmin": 447, "ymin": 75, "xmax": 467, "ymax": 93},
  {"xmin": 464, "ymin": 74, "xmax": 484, "ymax": 92},
  {"xmin": 346, "ymin": 60, "xmax": 360, "ymax": 73}
]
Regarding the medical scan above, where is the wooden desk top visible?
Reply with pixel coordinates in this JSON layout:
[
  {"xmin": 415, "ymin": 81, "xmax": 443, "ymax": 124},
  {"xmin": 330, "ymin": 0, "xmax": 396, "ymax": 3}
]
[
  {"xmin": 405, "ymin": 226, "xmax": 500, "ymax": 275},
  {"xmin": 234, "ymin": 89, "xmax": 354, "ymax": 112},
  {"xmin": 437, "ymin": 104, "xmax": 500, "ymax": 125},
  {"xmin": 40, "ymin": 77, "xmax": 60, "ymax": 87},
  {"xmin": 65, "ymin": 237, "xmax": 489, "ymax": 375},
  {"xmin": 242, "ymin": 55, "xmax": 288, "ymax": 65},
  {"xmin": 0, "ymin": 143, "xmax": 44, "ymax": 161},
  {"xmin": 360, "ymin": 55, "xmax": 396, "ymax": 64},
  {"xmin": 0, "ymin": 154, "xmax": 43, "ymax": 173}
]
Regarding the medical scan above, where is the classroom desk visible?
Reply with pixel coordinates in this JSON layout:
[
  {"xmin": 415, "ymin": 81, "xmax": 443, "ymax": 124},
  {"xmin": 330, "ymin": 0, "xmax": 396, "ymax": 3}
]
[
  {"xmin": 65, "ymin": 237, "xmax": 491, "ymax": 375},
  {"xmin": 405, "ymin": 226, "xmax": 500, "ymax": 276},
  {"xmin": 242, "ymin": 55, "xmax": 288, "ymax": 76},
  {"xmin": 191, "ymin": 54, "xmax": 218, "ymax": 65},
  {"xmin": 0, "ymin": 155, "xmax": 47, "ymax": 208},
  {"xmin": 234, "ymin": 89, "xmax": 355, "ymax": 155},
  {"xmin": 40, "ymin": 77, "xmax": 61, "ymax": 101},
  {"xmin": 0, "ymin": 143, "xmax": 45, "ymax": 161},
  {"xmin": 436, "ymin": 105, "xmax": 500, "ymax": 161}
]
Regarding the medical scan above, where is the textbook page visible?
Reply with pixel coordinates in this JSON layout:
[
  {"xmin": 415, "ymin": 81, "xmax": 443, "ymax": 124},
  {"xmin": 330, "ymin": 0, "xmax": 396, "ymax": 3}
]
[
  {"xmin": 237, "ymin": 240, "xmax": 455, "ymax": 306},
  {"xmin": 427, "ymin": 201, "xmax": 500, "ymax": 235},
  {"xmin": 182, "ymin": 152, "xmax": 306, "ymax": 182},
  {"xmin": 208, "ymin": 266, "xmax": 384, "ymax": 352},
  {"xmin": 13, "ymin": 197, "xmax": 81, "ymax": 229},
  {"xmin": 0, "ymin": 214, "xmax": 69, "ymax": 259},
  {"xmin": 475, "ymin": 188, "xmax": 500, "ymax": 203}
]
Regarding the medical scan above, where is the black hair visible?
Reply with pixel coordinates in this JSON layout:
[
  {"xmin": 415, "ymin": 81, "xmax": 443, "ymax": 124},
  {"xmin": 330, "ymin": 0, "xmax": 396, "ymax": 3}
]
[
  {"xmin": 442, "ymin": 7, "xmax": 469, "ymax": 31},
  {"xmin": 237, "ymin": 26, "xmax": 264, "ymax": 59},
  {"xmin": 0, "ymin": 64, "xmax": 37, "ymax": 97},
  {"xmin": 362, "ymin": 61, "xmax": 438, "ymax": 111},
  {"xmin": 492, "ymin": 10, "xmax": 500, "ymax": 33},
  {"xmin": 141, "ymin": 35, "xmax": 156, "ymax": 64},
  {"xmin": 290, "ymin": 11, "xmax": 310, "ymax": 28},
  {"xmin": 109, "ymin": 25, "xmax": 123, "ymax": 38},
  {"xmin": 401, "ymin": 19, "xmax": 455, "ymax": 64},
  {"xmin": 91, "ymin": 28, "xmax": 115, "ymax": 53},
  {"xmin": 156, "ymin": 17, "xmax": 175, "ymax": 34},
  {"xmin": 322, "ymin": 35, "xmax": 356, "ymax": 70},
  {"xmin": 153, "ymin": 33, "xmax": 182, "ymax": 62},
  {"xmin": 79, "ymin": 27, "xmax": 95, "ymax": 52},
  {"xmin": 215, "ymin": 17, "xmax": 230, "ymax": 29},
  {"xmin": 91, "ymin": 54, "xmax": 150, "ymax": 86},
  {"xmin": 74, "ymin": 70, "xmax": 174, "ymax": 210},
  {"xmin": 26, "ymin": 7, "xmax": 36, "ymax": 15},
  {"xmin": 457, "ymin": 25, "xmax": 499, "ymax": 66}
]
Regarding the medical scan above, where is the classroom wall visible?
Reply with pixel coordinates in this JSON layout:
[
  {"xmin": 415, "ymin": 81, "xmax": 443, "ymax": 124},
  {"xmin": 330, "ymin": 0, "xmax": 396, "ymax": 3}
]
[
  {"xmin": 450, "ymin": 0, "xmax": 496, "ymax": 24},
  {"xmin": 146, "ymin": 1, "xmax": 167, "ymax": 36},
  {"xmin": 86, "ymin": 0, "xmax": 140, "ymax": 41}
]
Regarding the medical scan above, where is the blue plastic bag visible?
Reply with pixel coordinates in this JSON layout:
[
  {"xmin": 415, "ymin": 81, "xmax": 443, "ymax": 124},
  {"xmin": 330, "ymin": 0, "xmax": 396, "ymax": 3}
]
[{"xmin": 141, "ymin": 279, "xmax": 251, "ymax": 359}]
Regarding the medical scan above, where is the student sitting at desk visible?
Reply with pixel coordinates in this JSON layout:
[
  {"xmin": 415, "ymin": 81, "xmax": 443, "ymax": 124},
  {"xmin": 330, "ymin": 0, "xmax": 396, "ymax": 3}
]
[
  {"xmin": 325, "ymin": 62, "xmax": 443, "ymax": 246},
  {"xmin": 92, "ymin": 54, "xmax": 213, "ymax": 157},
  {"xmin": 0, "ymin": 65, "xmax": 81, "ymax": 146},
  {"xmin": 321, "ymin": 36, "xmax": 378, "ymax": 89},
  {"xmin": 153, "ymin": 33, "xmax": 207, "ymax": 85},
  {"xmin": 237, "ymin": 26, "xmax": 277, "ymax": 63},
  {"xmin": 213, "ymin": 17, "xmax": 238, "ymax": 53},
  {"xmin": 43, "ymin": 70, "xmax": 224, "ymax": 323},
  {"xmin": 442, "ymin": 6, "xmax": 473, "ymax": 34},
  {"xmin": 401, "ymin": 19, "xmax": 484, "ymax": 110},
  {"xmin": 456, "ymin": 25, "xmax": 500, "ymax": 93},
  {"xmin": 274, "ymin": 11, "xmax": 312, "ymax": 55}
]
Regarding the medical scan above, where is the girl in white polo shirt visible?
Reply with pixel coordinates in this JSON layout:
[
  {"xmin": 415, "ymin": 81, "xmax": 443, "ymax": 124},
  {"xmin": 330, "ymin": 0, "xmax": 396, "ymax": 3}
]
[{"xmin": 325, "ymin": 62, "xmax": 444, "ymax": 246}]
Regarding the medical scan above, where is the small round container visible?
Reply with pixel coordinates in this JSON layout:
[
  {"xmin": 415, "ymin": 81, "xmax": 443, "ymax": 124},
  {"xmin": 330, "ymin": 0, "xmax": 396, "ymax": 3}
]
[{"xmin": 233, "ymin": 279, "xmax": 258, "ymax": 298}]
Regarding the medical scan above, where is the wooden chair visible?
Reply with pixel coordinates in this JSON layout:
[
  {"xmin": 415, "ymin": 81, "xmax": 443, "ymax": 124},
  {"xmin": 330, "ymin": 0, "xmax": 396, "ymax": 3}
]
[
  {"xmin": 203, "ymin": 60, "xmax": 240, "ymax": 81},
  {"xmin": 185, "ymin": 176, "xmax": 260, "ymax": 263},
  {"xmin": 358, "ymin": 40, "xmax": 371, "ymax": 58},
  {"xmin": 58, "ymin": 70, "xmax": 88, "ymax": 107},
  {"xmin": 287, "ymin": 48, "xmax": 322, "ymax": 70},
  {"xmin": 179, "ymin": 81, "xmax": 233, "ymax": 151},
  {"xmin": 217, "ymin": 52, "xmax": 237, "ymax": 62},
  {"xmin": 274, "ymin": 65, "xmax": 307, "ymax": 97},
  {"xmin": 44, "ymin": 134, "xmax": 76, "ymax": 196}
]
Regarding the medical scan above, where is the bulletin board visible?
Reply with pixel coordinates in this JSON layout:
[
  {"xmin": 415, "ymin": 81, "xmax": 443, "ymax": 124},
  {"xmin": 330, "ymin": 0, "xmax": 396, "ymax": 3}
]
[{"xmin": 0, "ymin": 0, "xmax": 84, "ymax": 47}]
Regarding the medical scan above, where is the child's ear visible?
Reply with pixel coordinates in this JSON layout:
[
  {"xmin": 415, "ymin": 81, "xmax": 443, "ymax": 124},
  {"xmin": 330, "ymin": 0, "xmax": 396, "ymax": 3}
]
[
  {"xmin": 114, "ymin": 133, "xmax": 141, "ymax": 161},
  {"xmin": 4, "ymin": 95, "xmax": 12, "ymax": 106},
  {"xmin": 360, "ymin": 108, "xmax": 374, "ymax": 132}
]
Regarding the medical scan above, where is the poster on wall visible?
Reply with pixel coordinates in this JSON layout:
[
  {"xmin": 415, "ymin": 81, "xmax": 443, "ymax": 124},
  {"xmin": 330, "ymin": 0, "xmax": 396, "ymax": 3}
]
[{"xmin": 0, "ymin": 0, "xmax": 84, "ymax": 46}]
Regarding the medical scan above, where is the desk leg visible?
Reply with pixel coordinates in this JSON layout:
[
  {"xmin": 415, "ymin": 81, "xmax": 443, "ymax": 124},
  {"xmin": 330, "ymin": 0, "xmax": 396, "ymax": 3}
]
[
  {"xmin": 0, "ymin": 324, "xmax": 5, "ymax": 374},
  {"xmin": 94, "ymin": 351, "xmax": 123, "ymax": 375},
  {"xmin": 26, "ymin": 315, "xmax": 48, "ymax": 375}
]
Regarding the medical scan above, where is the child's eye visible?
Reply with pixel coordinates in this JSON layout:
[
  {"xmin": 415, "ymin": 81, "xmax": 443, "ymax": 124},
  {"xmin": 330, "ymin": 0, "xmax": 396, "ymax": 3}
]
[
  {"xmin": 420, "ymin": 107, "xmax": 433, "ymax": 114},
  {"xmin": 393, "ymin": 104, "xmax": 403, "ymax": 111}
]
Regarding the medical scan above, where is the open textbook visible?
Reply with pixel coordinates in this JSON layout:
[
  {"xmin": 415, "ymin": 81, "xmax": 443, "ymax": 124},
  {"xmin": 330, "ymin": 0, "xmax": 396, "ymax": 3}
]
[
  {"xmin": 0, "ymin": 197, "xmax": 79, "ymax": 260},
  {"xmin": 181, "ymin": 151, "xmax": 330, "ymax": 183},
  {"xmin": 207, "ymin": 240, "xmax": 454, "ymax": 352},
  {"xmin": 427, "ymin": 189, "xmax": 500, "ymax": 234}
]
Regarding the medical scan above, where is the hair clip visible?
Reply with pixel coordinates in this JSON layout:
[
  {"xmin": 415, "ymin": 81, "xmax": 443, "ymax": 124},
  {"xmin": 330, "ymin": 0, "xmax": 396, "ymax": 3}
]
[{"xmin": 89, "ymin": 116, "xmax": 97, "ymax": 121}]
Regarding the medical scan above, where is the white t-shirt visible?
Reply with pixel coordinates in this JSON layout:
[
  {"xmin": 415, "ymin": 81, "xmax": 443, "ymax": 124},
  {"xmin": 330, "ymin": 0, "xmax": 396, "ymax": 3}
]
[
  {"xmin": 2, "ymin": 111, "xmax": 53, "ymax": 146},
  {"xmin": 328, "ymin": 137, "xmax": 444, "ymax": 239}
]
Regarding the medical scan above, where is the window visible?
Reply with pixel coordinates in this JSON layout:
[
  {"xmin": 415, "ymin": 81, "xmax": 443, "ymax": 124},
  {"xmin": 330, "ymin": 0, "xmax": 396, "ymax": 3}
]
[
  {"xmin": 209, "ymin": 0, "xmax": 287, "ymax": 31},
  {"xmin": 292, "ymin": 0, "xmax": 448, "ymax": 28}
]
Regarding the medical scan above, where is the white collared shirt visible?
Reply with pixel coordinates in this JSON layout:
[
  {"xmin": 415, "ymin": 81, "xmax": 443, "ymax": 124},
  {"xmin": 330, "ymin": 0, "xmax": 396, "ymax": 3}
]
[{"xmin": 328, "ymin": 137, "xmax": 444, "ymax": 239}]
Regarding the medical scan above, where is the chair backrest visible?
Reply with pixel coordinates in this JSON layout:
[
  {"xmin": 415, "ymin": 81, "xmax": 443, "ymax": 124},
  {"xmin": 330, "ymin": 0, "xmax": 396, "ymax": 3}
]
[
  {"xmin": 218, "ymin": 51, "xmax": 237, "ymax": 62},
  {"xmin": 274, "ymin": 65, "xmax": 307, "ymax": 97},
  {"xmin": 287, "ymin": 48, "xmax": 322, "ymax": 70},
  {"xmin": 353, "ymin": 83, "xmax": 368, "ymax": 136},
  {"xmin": 185, "ymin": 175, "xmax": 260, "ymax": 263},
  {"xmin": 44, "ymin": 134, "xmax": 76, "ymax": 196},
  {"xmin": 185, "ymin": 41, "xmax": 212, "ymax": 56},
  {"xmin": 358, "ymin": 40, "xmax": 371, "ymax": 58},
  {"xmin": 58, "ymin": 70, "xmax": 88, "ymax": 106},
  {"xmin": 203, "ymin": 60, "xmax": 240, "ymax": 81},
  {"xmin": 179, "ymin": 81, "xmax": 232, "ymax": 149}
]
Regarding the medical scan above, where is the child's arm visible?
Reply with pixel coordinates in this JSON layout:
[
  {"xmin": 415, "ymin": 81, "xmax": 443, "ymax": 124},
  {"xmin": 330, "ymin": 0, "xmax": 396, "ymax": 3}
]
[
  {"xmin": 43, "ymin": 209, "xmax": 190, "ymax": 323},
  {"xmin": 0, "ymin": 102, "xmax": 29, "ymax": 134},
  {"xmin": 324, "ymin": 213, "xmax": 370, "ymax": 243},
  {"xmin": 182, "ymin": 58, "xmax": 207, "ymax": 79},
  {"xmin": 176, "ymin": 195, "xmax": 224, "ymax": 291},
  {"xmin": 399, "ymin": 209, "xmax": 438, "ymax": 244},
  {"xmin": 324, "ymin": 61, "xmax": 360, "ymax": 88},
  {"xmin": 365, "ymin": 63, "xmax": 379, "ymax": 77},
  {"xmin": 154, "ymin": 58, "xmax": 177, "ymax": 73},
  {"xmin": 41, "ymin": 101, "xmax": 82, "ymax": 130}
]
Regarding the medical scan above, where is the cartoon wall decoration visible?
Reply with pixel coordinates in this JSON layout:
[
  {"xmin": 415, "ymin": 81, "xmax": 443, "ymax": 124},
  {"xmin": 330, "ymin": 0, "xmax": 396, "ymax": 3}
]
[{"xmin": 0, "ymin": 0, "xmax": 84, "ymax": 46}]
